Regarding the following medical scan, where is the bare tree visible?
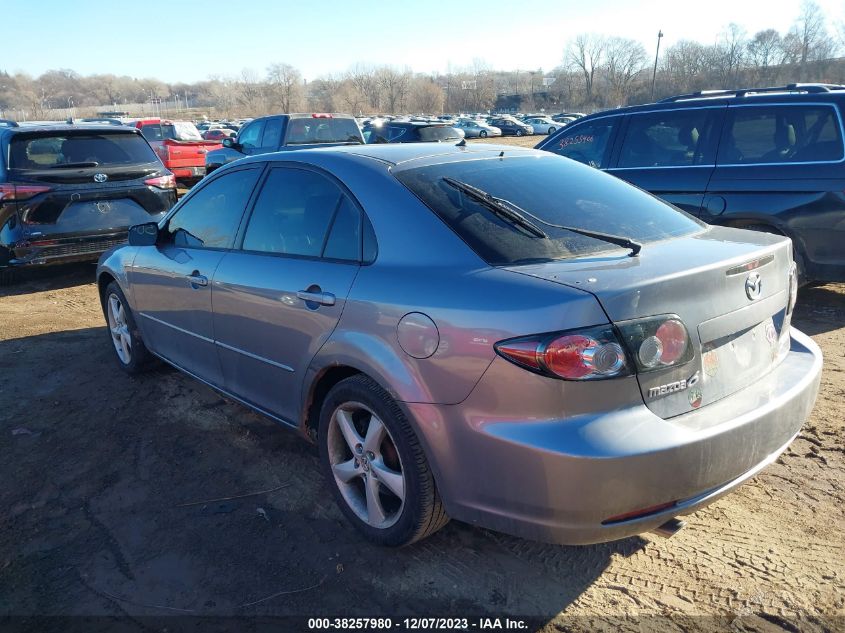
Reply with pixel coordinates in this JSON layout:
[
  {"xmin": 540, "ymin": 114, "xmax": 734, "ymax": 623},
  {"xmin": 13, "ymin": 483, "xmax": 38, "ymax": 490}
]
[
  {"xmin": 377, "ymin": 67, "xmax": 411, "ymax": 113},
  {"xmin": 408, "ymin": 76, "xmax": 444, "ymax": 114},
  {"xmin": 713, "ymin": 24, "xmax": 747, "ymax": 87},
  {"xmin": 602, "ymin": 37, "xmax": 648, "ymax": 105},
  {"xmin": 565, "ymin": 34, "xmax": 605, "ymax": 104},
  {"xmin": 266, "ymin": 63, "xmax": 304, "ymax": 113},
  {"xmin": 662, "ymin": 40, "xmax": 712, "ymax": 93},
  {"xmin": 784, "ymin": 1, "xmax": 836, "ymax": 69},
  {"xmin": 747, "ymin": 29, "xmax": 785, "ymax": 82},
  {"xmin": 347, "ymin": 64, "xmax": 381, "ymax": 110}
]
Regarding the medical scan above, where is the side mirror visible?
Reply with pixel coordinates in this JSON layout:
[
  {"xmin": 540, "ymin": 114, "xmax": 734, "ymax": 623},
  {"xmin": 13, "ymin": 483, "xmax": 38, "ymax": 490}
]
[
  {"xmin": 222, "ymin": 137, "xmax": 238, "ymax": 149},
  {"xmin": 128, "ymin": 222, "xmax": 160, "ymax": 247}
]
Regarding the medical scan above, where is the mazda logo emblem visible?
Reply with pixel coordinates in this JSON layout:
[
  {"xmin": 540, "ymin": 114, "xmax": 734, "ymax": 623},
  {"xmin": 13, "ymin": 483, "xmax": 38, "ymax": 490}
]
[
  {"xmin": 745, "ymin": 272, "xmax": 762, "ymax": 300},
  {"xmin": 93, "ymin": 173, "xmax": 108, "ymax": 183}
]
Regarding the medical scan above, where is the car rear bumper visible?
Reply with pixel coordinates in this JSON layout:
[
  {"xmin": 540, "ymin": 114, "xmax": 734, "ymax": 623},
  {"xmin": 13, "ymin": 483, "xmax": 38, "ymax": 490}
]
[
  {"xmin": 5, "ymin": 232, "xmax": 130, "ymax": 268},
  {"xmin": 405, "ymin": 328, "xmax": 822, "ymax": 545},
  {"xmin": 169, "ymin": 166, "xmax": 206, "ymax": 180}
]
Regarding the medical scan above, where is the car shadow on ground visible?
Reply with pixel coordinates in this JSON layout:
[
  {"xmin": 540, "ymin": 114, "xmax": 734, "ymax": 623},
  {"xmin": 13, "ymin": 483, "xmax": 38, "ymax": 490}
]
[
  {"xmin": 0, "ymin": 326, "xmax": 648, "ymax": 625},
  {"xmin": 793, "ymin": 283, "xmax": 845, "ymax": 336},
  {"xmin": 0, "ymin": 262, "xmax": 97, "ymax": 298}
]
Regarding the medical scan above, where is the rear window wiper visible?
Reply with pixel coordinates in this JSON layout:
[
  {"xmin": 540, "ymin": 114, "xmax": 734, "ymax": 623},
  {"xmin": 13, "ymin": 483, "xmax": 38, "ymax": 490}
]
[
  {"xmin": 443, "ymin": 177, "xmax": 548, "ymax": 239},
  {"xmin": 50, "ymin": 161, "xmax": 100, "ymax": 169},
  {"xmin": 442, "ymin": 177, "xmax": 642, "ymax": 256}
]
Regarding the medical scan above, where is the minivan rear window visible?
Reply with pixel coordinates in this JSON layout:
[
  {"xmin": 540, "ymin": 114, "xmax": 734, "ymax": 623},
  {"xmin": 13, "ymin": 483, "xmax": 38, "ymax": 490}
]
[
  {"xmin": 9, "ymin": 132, "xmax": 159, "ymax": 170},
  {"xmin": 395, "ymin": 154, "xmax": 704, "ymax": 265}
]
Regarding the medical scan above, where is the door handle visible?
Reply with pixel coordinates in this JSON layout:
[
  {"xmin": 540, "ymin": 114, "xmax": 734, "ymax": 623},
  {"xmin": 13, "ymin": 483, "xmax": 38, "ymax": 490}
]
[
  {"xmin": 296, "ymin": 290, "xmax": 336, "ymax": 306},
  {"xmin": 186, "ymin": 272, "xmax": 208, "ymax": 287}
]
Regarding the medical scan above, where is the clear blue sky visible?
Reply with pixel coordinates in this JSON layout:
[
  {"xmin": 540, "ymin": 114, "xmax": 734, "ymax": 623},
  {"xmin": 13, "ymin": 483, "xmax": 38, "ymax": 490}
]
[{"xmin": 3, "ymin": 0, "xmax": 843, "ymax": 82}]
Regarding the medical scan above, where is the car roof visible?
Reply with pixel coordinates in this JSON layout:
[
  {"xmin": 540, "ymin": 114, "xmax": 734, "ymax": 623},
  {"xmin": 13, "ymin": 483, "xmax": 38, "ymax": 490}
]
[
  {"xmin": 0, "ymin": 122, "xmax": 141, "ymax": 137},
  {"xmin": 577, "ymin": 85, "xmax": 845, "ymax": 122},
  {"xmin": 239, "ymin": 142, "xmax": 540, "ymax": 168}
]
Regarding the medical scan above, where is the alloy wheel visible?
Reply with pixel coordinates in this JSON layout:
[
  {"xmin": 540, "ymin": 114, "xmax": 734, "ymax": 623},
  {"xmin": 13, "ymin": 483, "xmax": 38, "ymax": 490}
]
[
  {"xmin": 327, "ymin": 402, "xmax": 406, "ymax": 529},
  {"xmin": 107, "ymin": 293, "xmax": 131, "ymax": 364}
]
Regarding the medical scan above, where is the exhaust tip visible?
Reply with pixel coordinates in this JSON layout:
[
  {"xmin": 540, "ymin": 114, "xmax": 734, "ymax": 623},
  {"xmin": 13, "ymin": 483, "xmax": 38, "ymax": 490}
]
[{"xmin": 651, "ymin": 517, "xmax": 686, "ymax": 538}]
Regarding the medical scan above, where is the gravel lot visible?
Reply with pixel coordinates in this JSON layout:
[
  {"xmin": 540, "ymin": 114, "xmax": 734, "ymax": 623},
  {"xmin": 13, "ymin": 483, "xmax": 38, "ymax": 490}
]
[{"xmin": 0, "ymin": 137, "xmax": 843, "ymax": 632}]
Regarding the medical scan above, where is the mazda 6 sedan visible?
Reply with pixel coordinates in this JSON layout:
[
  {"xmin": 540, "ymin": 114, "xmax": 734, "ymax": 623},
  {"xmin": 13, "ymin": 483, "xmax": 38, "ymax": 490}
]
[{"xmin": 97, "ymin": 143, "xmax": 822, "ymax": 547}]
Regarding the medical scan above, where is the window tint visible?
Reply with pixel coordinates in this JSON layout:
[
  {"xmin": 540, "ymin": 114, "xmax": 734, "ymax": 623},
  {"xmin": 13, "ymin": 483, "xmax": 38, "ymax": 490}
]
[
  {"xmin": 167, "ymin": 168, "xmax": 259, "ymax": 249},
  {"xmin": 395, "ymin": 154, "xmax": 703, "ymax": 265},
  {"xmin": 238, "ymin": 120, "xmax": 265, "ymax": 149},
  {"xmin": 242, "ymin": 167, "xmax": 346, "ymax": 258},
  {"xmin": 719, "ymin": 105, "xmax": 844, "ymax": 164},
  {"xmin": 284, "ymin": 118, "xmax": 363, "ymax": 145},
  {"xmin": 418, "ymin": 126, "xmax": 461, "ymax": 142},
  {"xmin": 544, "ymin": 118, "xmax": 617, "ymax": 168},
  {"xmin": 9, "ymin": 132, "xmax": 159, "ymax": 169},
  {"xmin": 261, "ymin": 118, "xmax": 283, "ymax": 149},
  {"xmin": 323, "ymin": 197, "xmax": 362, "ymax": 261},
  {"xmin": 619, "ymin": 109, "xmax": 717, "ymax": 168}
]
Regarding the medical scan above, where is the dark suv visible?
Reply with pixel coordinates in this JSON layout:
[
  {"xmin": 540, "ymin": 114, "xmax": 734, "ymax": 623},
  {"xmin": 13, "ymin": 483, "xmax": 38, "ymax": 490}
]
[
  {"xmin": 205, "ymin": 113, "xmax": 364, "ymax": 175},
  {"xmin": 0, "ymin": 120, "xmax": 176, "ymax": 281},
  {"xmin": 536, "ymin": 83, "xmax": 845, "ymax": 283},
  {"xmin": 364, "ymin": 121, "xmax": 463, "ymax": 144}
]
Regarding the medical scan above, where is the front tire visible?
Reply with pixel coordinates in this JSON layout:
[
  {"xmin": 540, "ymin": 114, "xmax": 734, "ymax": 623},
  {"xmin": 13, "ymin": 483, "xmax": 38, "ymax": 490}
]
[
  {"xmin": 548, "ymin": 127, "xmax": 556, "ymax": 134},
  {"xmin": 318, "ymin": 375, "xmax": 448, "ymax": 546},
  {"xmin": 103, "ymin": 281, "xmax": 155, "ymax": 374},
  {"xmin": 516, "ymin": 129, "xmax": 524, "ymax": 137},
  {"xmin": 479, "ymin": 130, "xmax": 488, "ymax": 138}
]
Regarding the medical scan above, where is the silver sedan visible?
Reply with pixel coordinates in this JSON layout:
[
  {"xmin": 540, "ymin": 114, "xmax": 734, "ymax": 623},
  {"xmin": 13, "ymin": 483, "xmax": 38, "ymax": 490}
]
[
  {"xmin": 454, "ymin": 119, "xmax": 502, "ymax": 138},
  {"xmin": 98, "ymin": 143, "xmax": 822, "ymax": 547},
  {"xmin": 522, "ymin": 116, "xmax": 565, "ymax": 134}
]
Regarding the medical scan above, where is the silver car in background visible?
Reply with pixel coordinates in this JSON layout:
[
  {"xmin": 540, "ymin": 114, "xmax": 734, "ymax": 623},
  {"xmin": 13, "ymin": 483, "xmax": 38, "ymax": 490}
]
[
  {"xmin": 454, "ymin": 119, "xmax": 502, "ymax": 138},
  {"xmin": 97, "ymin": 143, "xmax": 822, "ymax": 547}
]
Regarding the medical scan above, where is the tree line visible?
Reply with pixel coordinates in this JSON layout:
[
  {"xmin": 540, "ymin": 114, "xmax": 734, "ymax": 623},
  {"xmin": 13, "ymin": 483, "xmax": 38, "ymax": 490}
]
[{"xmin": 1, "ymin": 1, "xmax": 843, "ymax": 120}]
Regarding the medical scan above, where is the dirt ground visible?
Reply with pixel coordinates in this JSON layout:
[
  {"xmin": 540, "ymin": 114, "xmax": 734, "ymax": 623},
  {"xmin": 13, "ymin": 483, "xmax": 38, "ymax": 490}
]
[{"xmin": 1, "ymin": 138, "xmax": 843, "ymax": 633}]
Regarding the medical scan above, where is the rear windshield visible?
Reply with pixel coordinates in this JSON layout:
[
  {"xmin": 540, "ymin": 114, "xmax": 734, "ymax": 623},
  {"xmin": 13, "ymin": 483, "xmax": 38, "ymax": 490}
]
[
  {"xmin": 140, "ymin": 121, "xmax": 203, "ymax": 142},
  {"xmin": 284, "ymin": 118, "xmax": 363, "ymax": 145},
  {"xmin": 418, "ymin": 126, "xmax": 461, "ymax": 142},
  {"xmin": 394, "ymin": 154, "xmax": 704, "ymax": 265},
  {"xmin": 9, "ymin": 132, "xmax": 159, "ymax": 170}
]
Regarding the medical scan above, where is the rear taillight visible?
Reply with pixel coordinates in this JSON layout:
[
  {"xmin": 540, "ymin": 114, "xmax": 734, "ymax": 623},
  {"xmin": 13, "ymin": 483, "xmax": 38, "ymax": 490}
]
[
  {"xmin": 0, "ymin": 183, "xmax": 52, "ymax": 202},
  {"xmin": 616, "ymin": 315, "xmax": 694, "ymax": 373},
  {"xmin": 496, "ymin": 315, "xmax": 695, "ymax": 381},
  {"xmin": 311, "ymin": 113, "xmax": 333, "ymax": 118},
  {"xmin": 495, "ymin": 326, "xmax": 630, "ymax": 381},
  {"xmin": 144, "ymin": 174, "xmax": 176, "ymax": 190}
]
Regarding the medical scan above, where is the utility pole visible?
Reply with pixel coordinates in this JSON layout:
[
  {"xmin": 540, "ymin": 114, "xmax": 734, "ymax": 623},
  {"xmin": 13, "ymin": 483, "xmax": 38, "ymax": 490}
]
[{"xmin": 651, "ymin": 30, "xmax": 663, "ymax": 101}]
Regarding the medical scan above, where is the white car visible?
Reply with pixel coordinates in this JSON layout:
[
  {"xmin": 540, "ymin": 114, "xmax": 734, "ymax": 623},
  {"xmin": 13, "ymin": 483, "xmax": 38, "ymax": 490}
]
[{"xmin": 522, "ymin": 116, "xmax": 564, "ymax": 135}]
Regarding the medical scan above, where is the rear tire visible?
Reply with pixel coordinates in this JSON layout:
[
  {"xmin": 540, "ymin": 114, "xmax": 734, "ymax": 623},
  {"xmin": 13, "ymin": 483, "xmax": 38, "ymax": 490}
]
[
  {"xmin": 318, "ymin": 375, "xmax": 449, "ymax": 547},
  {"xmin": 103, "ymin": 281, "xmax": 155, "ymax": 374}
]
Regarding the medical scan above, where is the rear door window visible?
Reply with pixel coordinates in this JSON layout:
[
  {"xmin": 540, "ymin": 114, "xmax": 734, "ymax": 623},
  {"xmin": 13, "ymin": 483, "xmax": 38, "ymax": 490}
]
[
  {"xmin": 542, "ymin": 117, "xmax": 618, "ymax": 168},
  {"xmin": 284, "ymin": 118, "xmax": 363, "ymax": 145},
  {"xmin": 9, "ymin": 132, "xmax": 159, "ymax": 169},
  {"xmin": 618, "ymin": 109, "xmax": 719, "ymax": 168},
  {"xmin": 242, "ymin": 167, "xmax": 360, "ymax": 260},
  {"xmin": 718, "ymin": 105, "xmax": 845, "ymax": 164},
  {"xmin": 166, "ymin": 168, "xmax": 260, "ymax": 249}
]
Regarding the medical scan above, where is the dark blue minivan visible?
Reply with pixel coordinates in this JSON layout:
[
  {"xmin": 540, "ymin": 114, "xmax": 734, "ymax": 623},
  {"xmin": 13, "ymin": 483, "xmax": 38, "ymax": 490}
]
[{"xmin": 536, "ymin": 84, "xmax": 845, "ymax": 283}]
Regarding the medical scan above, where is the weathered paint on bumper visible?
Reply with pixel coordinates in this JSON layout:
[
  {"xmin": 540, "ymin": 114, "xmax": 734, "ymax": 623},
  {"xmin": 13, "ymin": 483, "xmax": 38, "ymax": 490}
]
[{"xmin": 405, "ymin": 328, "xmax": 822, "ymax": 545}]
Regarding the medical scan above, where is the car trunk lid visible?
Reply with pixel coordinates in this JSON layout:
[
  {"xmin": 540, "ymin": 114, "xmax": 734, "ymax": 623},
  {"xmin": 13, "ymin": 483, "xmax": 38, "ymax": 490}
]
[{"xmin": 504, "ymin": 226, "xmax": 794, "ymax": 418}]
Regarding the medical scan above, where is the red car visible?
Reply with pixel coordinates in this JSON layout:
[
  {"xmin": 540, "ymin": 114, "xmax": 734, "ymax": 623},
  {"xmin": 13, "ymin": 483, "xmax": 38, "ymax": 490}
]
[{"xmin": 202, "ymin": 128, "xmax": 235, "ymax": 141}]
